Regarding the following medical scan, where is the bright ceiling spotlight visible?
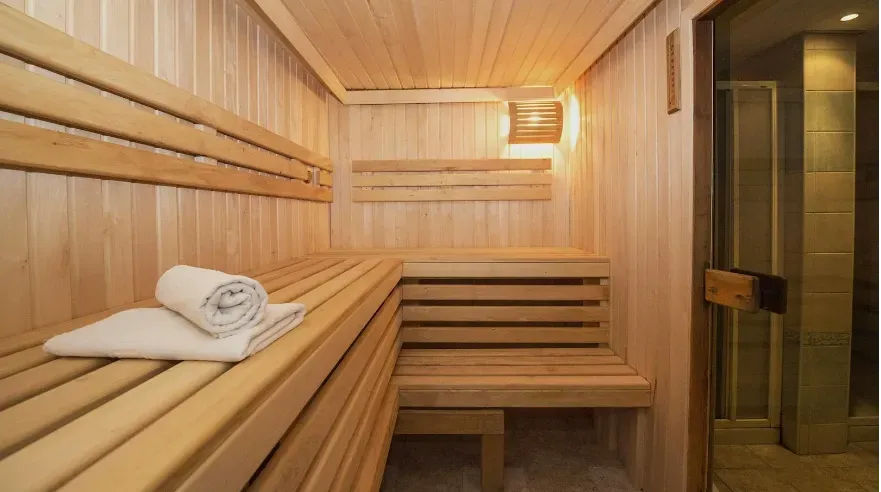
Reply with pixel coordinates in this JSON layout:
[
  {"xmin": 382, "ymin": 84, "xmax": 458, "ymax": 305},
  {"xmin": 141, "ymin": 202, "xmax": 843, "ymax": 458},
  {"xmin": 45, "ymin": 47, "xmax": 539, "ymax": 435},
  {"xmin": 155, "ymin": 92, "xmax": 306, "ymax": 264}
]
[{"xmin": 840, "ymin": 13, "xmax": 859, "ymax": 21}]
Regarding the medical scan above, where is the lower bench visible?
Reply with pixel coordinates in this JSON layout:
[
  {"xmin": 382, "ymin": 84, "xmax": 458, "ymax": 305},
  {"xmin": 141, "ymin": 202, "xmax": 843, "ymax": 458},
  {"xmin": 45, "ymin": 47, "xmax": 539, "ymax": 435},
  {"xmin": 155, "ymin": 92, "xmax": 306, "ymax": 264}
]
[{"xmin": 0, "ymin": 257, "xmax": 403, "ymax": 492}]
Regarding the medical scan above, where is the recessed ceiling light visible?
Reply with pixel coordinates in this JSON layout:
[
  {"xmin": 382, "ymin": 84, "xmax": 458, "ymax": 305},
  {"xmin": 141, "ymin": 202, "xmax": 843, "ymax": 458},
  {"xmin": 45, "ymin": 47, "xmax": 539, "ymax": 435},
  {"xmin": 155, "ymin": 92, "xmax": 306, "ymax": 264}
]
[{"xmin": 841, "ymin": 13, "xmax": 859, "ymax": 21}]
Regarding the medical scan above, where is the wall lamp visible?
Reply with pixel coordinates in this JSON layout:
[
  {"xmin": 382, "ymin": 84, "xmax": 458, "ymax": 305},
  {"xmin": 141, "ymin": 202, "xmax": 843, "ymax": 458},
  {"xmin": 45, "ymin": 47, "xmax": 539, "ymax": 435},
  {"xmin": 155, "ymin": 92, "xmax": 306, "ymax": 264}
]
[{"xmin": 508, "ymin": 100, "xmax": 563, "ymax": 144}]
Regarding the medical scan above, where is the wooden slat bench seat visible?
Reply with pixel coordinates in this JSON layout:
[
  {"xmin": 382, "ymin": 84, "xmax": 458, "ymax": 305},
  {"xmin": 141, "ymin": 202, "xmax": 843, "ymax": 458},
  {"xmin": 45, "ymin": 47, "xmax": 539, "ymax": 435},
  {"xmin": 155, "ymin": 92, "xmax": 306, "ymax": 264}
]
[{"xmin": 0, "ymin": 257, "xmax": 403, "ymax": 492}]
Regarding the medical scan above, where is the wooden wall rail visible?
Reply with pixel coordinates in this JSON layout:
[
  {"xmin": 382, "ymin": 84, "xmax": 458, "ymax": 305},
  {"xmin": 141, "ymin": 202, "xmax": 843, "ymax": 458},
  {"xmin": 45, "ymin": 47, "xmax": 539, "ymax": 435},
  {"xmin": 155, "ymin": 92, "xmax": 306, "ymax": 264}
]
[
  {"xmin": 0, "ymin": 4, "xmax": 333, "ymax": 172},
  {"xmin": 351, "ymin": 158, "xmax": 552, "ymax": 203},
  {"xmin": 0, "ymin": 119, "xmax": 332, "ymax": 202}
]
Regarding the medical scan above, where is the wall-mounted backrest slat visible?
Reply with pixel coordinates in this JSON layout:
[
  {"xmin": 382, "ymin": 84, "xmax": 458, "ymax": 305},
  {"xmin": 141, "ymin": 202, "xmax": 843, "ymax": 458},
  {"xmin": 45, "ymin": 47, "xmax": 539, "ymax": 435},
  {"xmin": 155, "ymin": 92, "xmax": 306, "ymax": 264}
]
[
  {"xmin": 0, "ymin": 63, "xmax": 311, "ymax": 182},
  {"xmin": 352, "ymin": 158, "xmax": 551, "ymax": 172},
  {"xmin": 0, "ymin": 120, "xmax": 331, "ymax": 202},
  {"xmin": 0, "ymin": 4, "xmax": 332, "ymax": 172},
  {"xmin": 352, "ymin": 173, "xmax": 552, "ymax": 187},
  {"xmin": 353, "ymin": 188, "xmax": 551, "ymax": 202}
]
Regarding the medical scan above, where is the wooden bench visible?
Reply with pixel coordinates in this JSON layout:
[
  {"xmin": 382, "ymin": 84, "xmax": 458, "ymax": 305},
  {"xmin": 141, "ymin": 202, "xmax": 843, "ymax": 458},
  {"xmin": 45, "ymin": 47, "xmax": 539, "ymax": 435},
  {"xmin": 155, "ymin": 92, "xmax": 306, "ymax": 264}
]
[
  {"xmin": 0, "ymin": 258, "xmax": 402, "ymax": 491},
  {"xmin": 312, "ymin": 248, "xmax": 652, "ymax": 492}
]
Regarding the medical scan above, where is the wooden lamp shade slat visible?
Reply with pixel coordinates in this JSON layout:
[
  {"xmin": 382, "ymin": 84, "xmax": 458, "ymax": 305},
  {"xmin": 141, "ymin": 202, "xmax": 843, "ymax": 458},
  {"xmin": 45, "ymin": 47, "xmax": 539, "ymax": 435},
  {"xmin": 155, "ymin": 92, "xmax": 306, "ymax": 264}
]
[{"xmin": 508, "ymin": 101, "xmax": 563, "ymax": 144}]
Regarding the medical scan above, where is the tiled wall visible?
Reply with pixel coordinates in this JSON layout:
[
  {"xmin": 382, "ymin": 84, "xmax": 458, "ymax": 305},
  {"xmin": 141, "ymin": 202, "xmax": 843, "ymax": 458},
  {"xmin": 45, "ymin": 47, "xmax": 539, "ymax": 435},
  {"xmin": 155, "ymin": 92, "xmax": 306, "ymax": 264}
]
[{"xmin": 784, "ymin": 33, "xmax": 858, "ymax": 455}]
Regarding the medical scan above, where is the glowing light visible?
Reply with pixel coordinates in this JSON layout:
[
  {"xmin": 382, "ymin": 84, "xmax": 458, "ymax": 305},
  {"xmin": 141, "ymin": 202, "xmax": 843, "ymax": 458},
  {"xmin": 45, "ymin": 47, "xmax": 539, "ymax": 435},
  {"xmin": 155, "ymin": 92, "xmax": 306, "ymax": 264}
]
[
  {"xmin": 528, "ymin": 113, "xmax": 541, "ymax": 123},
  {"xmin": 840, "ymin": 13, "xmax": 859, "ymax": 21}
]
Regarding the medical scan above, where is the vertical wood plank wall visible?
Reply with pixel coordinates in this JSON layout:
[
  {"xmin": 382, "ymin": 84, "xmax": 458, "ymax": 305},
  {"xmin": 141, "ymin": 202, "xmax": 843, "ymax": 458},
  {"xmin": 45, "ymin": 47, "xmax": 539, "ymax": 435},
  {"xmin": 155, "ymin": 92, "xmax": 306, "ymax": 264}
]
[
  {"xmin": 562, "ymin": 0, "xmax": 693, "ymax": 490},
  {"xmin": 0, "ymin": 0, "xmax": 331, "ymax": 338},
  {"xmin": 327, "ymin": 100, "xmax": 571, "ymax": 248}
]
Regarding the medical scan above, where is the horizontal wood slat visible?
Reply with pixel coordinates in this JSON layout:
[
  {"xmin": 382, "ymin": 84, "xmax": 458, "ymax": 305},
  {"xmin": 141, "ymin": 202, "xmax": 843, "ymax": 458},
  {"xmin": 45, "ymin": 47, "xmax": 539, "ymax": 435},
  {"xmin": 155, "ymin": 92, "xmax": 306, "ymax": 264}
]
[
  {"xmin": 403, "ymin": 306, "xmax": 609, "ymax": 323},
  {"xmin": 0, "ymin": 120, "xmax": 332, "ymax": 202},
  {"xmin": 394, "ymin": 364, "xmax": 635, "ymax": 376},
  {"xmin": 0, "ymin": 4, "xmax": 332, "ymax": 172},
  {"xmin": 396, "ymin": 355, "xmax": 621, "ymax": 366},
  {"xmin": 352, "ymin": 187, "xmax": 551, "ymax": 202},
  {"xmin": 352, "ymin": 173, "xmax": 552, "ymax": 187},
  {"xmin": 394, "ymin": 409, "xmax": 504, "ymax": 435},
  {"xmin": 394, "ymin": 375, "xmax": 651, "ymax": 390},
  {"xmin": 397, "ymin": 389, "xmax": 652, "ymax": 408},
  {"xmin": 400, "ymin": 326, "xmax": 609, "ymax": 344},
  {"xmin": 351, "ymin": 385, "xmax": 397, "ymax": 492},
  {"xmin": 402, "ymin": 284, "xmax": 608, "ymax": 300},
  {"xmin": 352, "ymin": 159, "xmax": 551, "ymax": 172},
  {"xmin": 403, "ymin": 262, "xmax": 610, "ymax": 278},
  {"xmin": 0, "ymin": 63, "xmax": 311, "ymax": 182}
]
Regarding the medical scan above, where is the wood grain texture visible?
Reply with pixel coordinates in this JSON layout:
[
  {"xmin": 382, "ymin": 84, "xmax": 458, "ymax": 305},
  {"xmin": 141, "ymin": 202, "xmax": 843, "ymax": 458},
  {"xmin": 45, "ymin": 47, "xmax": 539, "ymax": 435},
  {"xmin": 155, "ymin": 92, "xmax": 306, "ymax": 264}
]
[
  {"xmin": 0, "ymin": 0, "xmax": 331, "ymax": 337},
  {"xmin": 329, "ymin": 102, "xmax": 570, "ymax": 248},
  {"xmin": 353, "ymin": 187, "xmax": 551, "ymax": 202}
]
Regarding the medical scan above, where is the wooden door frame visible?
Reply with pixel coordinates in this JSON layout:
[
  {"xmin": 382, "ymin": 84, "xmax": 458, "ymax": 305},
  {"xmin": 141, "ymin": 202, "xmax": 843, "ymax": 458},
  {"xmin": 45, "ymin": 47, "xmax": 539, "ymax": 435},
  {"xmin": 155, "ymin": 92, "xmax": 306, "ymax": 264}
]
[{"xmin": 680, "ymin": 1, "xmax": 728, "ymax": 490}]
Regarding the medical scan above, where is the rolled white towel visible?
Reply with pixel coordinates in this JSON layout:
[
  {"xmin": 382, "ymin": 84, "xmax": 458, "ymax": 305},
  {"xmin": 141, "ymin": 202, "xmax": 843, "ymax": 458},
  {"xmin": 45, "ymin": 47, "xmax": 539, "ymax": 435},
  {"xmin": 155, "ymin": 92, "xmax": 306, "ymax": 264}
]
[
  {"xmin": 43, "ymin": 303, "xmax": 306, "ymax": 362},
  {"xmin": 156, "ymin": 265, "xmax": 268, "ymax": 338}
]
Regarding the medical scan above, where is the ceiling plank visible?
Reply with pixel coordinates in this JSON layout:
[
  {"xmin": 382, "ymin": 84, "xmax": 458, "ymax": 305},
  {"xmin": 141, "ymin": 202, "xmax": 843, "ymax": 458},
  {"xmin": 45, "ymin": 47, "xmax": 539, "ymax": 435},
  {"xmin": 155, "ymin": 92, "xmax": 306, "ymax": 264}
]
[
  {"xmin": 451, "ymin": 0, "xmax": 474, "ymax": 87},
  {"xmin": 475, "ymin": 0, "xmax": 514, "ymax": 87},
  {"xmin": 522, "ymin": 0, "xmax": 600, "ymax": 85},
  {"xmin": 243, "ymin": 0, "xmax": 348, "ymax": 101},
  {"xmin": 464, "ymin": 0, "xmax": 494, "ymax": 88},
  {"xmin": 487, "ymin": 0, "xmax": 534, "ymax": 87},
  {"xmin": 345, "ymin": 86, "xmax": 555, "ymax": 105},
  {"xmin": 513, "ymin": 0, "xmax": 579, "ymax": 85},
  {"xmin": 537, "ymin": 0, "xmax": 619, "ymax": 84},
  {"xmin": 500, "ymin": 0, "xmax": 555, "ymax": 84},
  {"xmin": 413, "ymin": 1, "xmax": 442, "ymax": 88},
  {"xmin": 326, "ymin": 0, "xmax": 391, "ymax": 88},
  {"xmin": 367, "ymin": 0, "xmax": 415, "ymax": 88},
  {"xmin": 436, "ymin": 0, "xmax": 457, "ymax": 87},
  {"xmin": 389, "ymin": 0, "xmax": 427, "ymax": 88},
  {"xmin": 554, "ymin": 0, "xmax": 656, "ymax": 94},
  {"xmin": 346, "ymin": 0, "xmax": 403, "ymax": 89}
]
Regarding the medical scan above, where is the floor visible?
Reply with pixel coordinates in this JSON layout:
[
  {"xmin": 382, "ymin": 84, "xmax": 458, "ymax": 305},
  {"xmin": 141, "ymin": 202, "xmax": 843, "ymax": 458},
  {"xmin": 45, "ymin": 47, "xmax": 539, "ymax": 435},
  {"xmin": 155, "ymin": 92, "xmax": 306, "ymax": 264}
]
[
  {"xmin": 380, "ymin": 410, "xmax": 638, "ymax": 492},
  {"xmin": 714, "ymin": 443, "xmax": 879, "ymax": 492}
]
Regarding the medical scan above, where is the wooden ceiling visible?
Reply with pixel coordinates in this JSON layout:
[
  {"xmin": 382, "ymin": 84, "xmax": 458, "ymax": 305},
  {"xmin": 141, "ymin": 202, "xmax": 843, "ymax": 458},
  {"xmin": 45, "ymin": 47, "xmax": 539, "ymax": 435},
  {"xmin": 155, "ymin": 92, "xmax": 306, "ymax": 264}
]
[{"xmin": 282, "ymin": 0, "xmax": 628, "ymax": 90}]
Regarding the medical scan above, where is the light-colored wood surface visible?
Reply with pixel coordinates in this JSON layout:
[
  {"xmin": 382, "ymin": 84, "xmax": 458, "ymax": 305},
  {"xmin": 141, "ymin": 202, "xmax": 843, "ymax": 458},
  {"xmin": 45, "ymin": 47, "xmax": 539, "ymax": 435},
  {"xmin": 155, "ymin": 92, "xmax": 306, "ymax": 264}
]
[
  {"xmin": 0, "ymin": 0, "xmax": 332, "ymax": 337},
  {"xmin": 400, "ymin": 327, "xmax": 610, "ymax": 345},
  {"xmin": 328, "ymin": 102, "xmax": 571, "ymax": 248},
  {"xmin": 351, "ymin": 386, "xmax": 398, "ymax": 492},
  {"xmin": 312, "ymin": 247, "xmax": 599, "ymax": 262},
  {"xmin": 0, "ymin": 4, "xmax": 332, "ymax": 171},
  {"xmin": 403, "ymin": 283, "xmax": 608, "ymax": 300},
  {"xmin": 704, "ymin": 269, "xmax": 760, "ymax": 312},
  {"xmin": 0, "ymin": 63, "xmax": 312, "ymax": 181},
  {"xmin": 403, "ymin": 306, "xmax": 609, "ymax": 323},
  {"xmin": 352, "ymin": 172, "xmax": 553, "ymax": 187},
  {"xmin": 274, "ymin": 0, "xmax": 640, "ymax": 90},
  {"xmin": 403, "ymin": 262, "xmax": 610, "ymax": 278},
  {"xmin": 0, "ymin": 358, "xmax": 109, "ymax": 410},
  {"xmin": 244, "ymin": 0, "xmax": 348, "ymax": 102},
  {"xmin": 248, "ymin": 291, "xmax": 401, "ymax": 491},
  {"xmin": 352, "ymin": 158, "xmax": 552, "ymax": 172},
  {"xmin": 346, "ymin": 87, "xmax": 556, "ymax": 105},
  {"xmin": 353, "ymin": 187, "xmax": 552, "ymax": 202},
  {"xmin": 394, "ymin": 409, "xmax": 504, "ymax": 435},
  {"xmin": 0, "ymin": 120, "xmax": 332, "ymax": 202}
]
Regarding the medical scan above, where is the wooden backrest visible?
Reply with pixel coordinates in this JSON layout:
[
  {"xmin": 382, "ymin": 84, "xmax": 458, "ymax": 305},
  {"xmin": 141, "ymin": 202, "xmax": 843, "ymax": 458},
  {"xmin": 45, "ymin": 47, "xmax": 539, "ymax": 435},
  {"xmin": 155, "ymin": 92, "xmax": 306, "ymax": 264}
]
[
  {"xmin": 0, "ymin": 4, "xmax": 332, "ymax": 202},
  {"xmin": 399, "ymin": 259, "xmax": 611, "ymax": 347}
]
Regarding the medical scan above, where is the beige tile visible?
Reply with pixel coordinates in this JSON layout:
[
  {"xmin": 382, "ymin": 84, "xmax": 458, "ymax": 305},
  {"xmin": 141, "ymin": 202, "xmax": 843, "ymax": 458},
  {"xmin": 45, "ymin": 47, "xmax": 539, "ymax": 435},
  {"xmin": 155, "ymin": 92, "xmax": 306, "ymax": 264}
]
[
  {"xmin": 714, "ymin": 474, "xmax": 735, "ymax": 492},
  {"xmin": 804, "ymin": 213, "xmax": 854, "ymax": 253},
  {"xmin": 714, "ymin": 445, "xmax": 770, "ymax": 469},
  {"xmin": 802, "ymin": 293, "xmax": 854, "ymax": 333},
  {"xmin": 805, "ymin": 172, "xmax": 855, "ymax": 213},
  {"xmin": 804, "ymin": 34, "xmax": 858, "ymax": 51},
  {"xmin": 809, "ymin": 423, "xmax": 849, "ymax": 454},
  {"xmin": 714, "ymin": 469, "xmax": 799, "ymax": 492},
  {"xmin": 777, "ymin": 463, "xmax": 865, "ymax": 492},
  {"xmin": 803, "ymin": 253, "xmax": 854, "ymax": 293},
  {"xmin": 820, "ymin": 466, "xmax": 880, "ymax": 491},
  {"xmin": 854, "ymin": 441, "xmax": 880, "ymax": 454},
  {"xmin": 805, "ymin": 49, "xmax": 856, "ymax": 91},
  {"xmin": 802, "ymin": 345, "xmax": 851, "ymax": 386},
  {"xmin": 801, "ymin": 385, "xmax": 849, "ymax": 424},
  {"xmin": 805, "ymin": 92, "xmax": 855, "ymax": 132},
  {"xmin": 805, "ymin": 132, "xmax": 855, "ymax": 172},
  {"xmin": 746, "ymin": 444, "xmax": 804, "ymax": 468}
]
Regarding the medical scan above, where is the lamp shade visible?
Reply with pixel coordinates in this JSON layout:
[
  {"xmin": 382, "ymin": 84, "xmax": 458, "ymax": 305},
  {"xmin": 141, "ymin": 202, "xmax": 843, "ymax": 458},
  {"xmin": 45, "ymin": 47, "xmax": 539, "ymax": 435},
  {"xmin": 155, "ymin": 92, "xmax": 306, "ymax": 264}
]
[{"xmin": 508, "ymin": 100, "xmax": 563, "ymax": 144}]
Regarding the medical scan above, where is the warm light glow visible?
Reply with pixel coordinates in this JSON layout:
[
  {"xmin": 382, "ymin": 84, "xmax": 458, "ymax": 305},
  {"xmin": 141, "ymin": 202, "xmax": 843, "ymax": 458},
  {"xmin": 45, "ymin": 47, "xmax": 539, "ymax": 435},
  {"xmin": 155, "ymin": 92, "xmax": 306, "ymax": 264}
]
[
  {"xmin": 528, "ymin": 114, "xmax": 541, "ymax": 123},
  {"xmin": 840, "ymin": 13, "xmax": 859, "ymax": 21},
  {"xmin": 567, "ymin": 94, "xmax": 581, "ymax": 151}
]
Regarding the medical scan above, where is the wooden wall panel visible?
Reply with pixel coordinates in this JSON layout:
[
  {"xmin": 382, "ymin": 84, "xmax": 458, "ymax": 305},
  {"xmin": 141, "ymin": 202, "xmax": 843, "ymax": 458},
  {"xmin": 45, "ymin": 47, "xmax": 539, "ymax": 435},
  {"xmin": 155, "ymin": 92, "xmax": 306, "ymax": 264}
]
[
  {"xmin": 0, "ymin": 0, "xmax": 331, "ymax": 338},
  {"xmin": 562, "ymin": 0, "xmax": 694, "ymax": 490},
  {"xmin": 328, "ymin": 100, "xmax": 570, "ymax": 248}
]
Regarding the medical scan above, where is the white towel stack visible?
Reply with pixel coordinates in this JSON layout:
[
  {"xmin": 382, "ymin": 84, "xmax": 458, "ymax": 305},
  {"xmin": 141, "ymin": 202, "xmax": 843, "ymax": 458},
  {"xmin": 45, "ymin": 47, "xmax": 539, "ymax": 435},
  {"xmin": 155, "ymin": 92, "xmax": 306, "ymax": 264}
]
[{"xmin": 44, "ymin": 266, "xmax": 307, "ymax": 362}]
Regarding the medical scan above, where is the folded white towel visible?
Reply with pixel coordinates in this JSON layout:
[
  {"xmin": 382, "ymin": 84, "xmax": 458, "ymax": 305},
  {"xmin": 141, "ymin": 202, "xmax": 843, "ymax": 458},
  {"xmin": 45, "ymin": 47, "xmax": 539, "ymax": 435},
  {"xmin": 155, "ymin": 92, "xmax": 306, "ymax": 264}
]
[
  {"xmin": 43, "ymin": 303, "xmax": 306, "ymax": 362},
  {"xmin": 155, "ymin": 265, "xmax": 268, "ymax": 338}
]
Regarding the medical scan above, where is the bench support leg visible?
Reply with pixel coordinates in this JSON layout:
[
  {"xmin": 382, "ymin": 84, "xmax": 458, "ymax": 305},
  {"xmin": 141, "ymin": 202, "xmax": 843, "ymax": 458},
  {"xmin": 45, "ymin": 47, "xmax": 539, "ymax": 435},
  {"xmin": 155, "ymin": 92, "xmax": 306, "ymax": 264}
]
[{"xmin": 481, "ymin": 433, "xmax": 504, "ymax": 492}]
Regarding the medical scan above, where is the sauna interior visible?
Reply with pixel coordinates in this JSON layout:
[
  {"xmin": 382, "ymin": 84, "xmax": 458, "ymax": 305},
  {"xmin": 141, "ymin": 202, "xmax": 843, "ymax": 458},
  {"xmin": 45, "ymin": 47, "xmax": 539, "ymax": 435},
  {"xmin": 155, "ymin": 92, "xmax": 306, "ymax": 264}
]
[{"xmin": 0, "ymin": 0, "xmax": 877, "ymax": 491}]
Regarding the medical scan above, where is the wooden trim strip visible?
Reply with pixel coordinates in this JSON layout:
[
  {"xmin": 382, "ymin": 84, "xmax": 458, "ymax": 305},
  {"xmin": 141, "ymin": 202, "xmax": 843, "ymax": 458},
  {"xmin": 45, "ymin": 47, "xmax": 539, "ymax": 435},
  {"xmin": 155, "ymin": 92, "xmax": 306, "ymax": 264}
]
[
  {"xmin": 353, "ymin": 187, "xmax": 551, "ymax": 202},
  {"xmin": 394, "ymin": 409, "xmax": 504, "ymax": 435},
  {"xmin": 400, "ymin": 326, "xmax": 610, "ymax": 344},
  {"xmin": 0, "ymin": 120, "xmax": 332, "ymax": 202},
  {"xmin": 0, "ymin": 4, "xmax": 333, "ymax": 171},
  {"xmin": 403, "ymin": 261, "xmax": 611, "ymax": 278},
  {"xmin": 0, "ymin": 64, "xmax": 311, "ymax": 181},
  {"xmin": 398, "ymin": 388, "xmax": 652, "ymax": 408},
  {"xmin": 403, "ymin": 305, "xmax": 609, "ymax": 323},
  {"xmin": 396, "ymin": 355, "xmax": 621, "ymax": 366},
  {"xmin": 402, "ymin": 284, "xmax": 609, "ymax": 300},
  {"xmin": 352, "ymin": 172, "xmax": 552, "ymax": 187},
  {"xmin": 394, "ymin": 364, "xmax": 634, "ymax": 376},
  {"xmin": 352, "ymin": 158, "xmax": 551, "ymax": 172},
  {"xmin": 345, "ymin": 86, "xmax": 555, "ymax": 105}
]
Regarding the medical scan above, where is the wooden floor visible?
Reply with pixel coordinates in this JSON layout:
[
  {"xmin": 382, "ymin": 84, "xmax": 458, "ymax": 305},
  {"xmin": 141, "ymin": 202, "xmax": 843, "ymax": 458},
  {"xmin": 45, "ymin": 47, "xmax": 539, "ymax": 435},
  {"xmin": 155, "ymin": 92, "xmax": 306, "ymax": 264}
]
[{"xmin": 310, "ymin": 247, "xmax": 606, "ymax": 262}]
